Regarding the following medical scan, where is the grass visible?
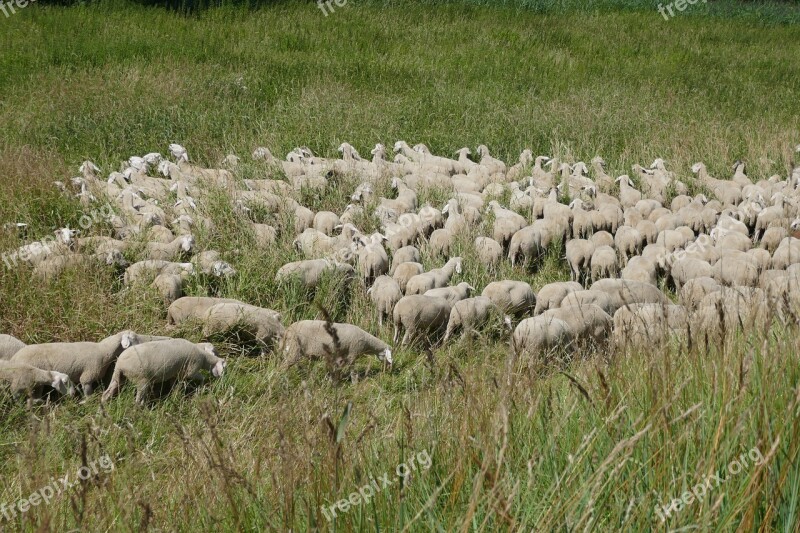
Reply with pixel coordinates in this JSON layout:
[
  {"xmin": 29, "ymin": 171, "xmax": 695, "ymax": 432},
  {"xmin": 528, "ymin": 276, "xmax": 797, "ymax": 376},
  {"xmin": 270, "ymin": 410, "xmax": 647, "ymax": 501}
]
[{"xmin": 1, "ymin": 0, "xmax": 800, "ymax": 530}]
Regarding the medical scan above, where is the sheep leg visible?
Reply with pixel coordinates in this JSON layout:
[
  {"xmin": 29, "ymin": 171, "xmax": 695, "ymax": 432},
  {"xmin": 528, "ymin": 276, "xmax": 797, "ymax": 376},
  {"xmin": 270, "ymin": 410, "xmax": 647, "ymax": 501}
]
[
  {"xmin": 135, "ymin": 383, "xmax": 152, "ymax": 405},
  {"xmin": 81, "ymin": 381, "xmax": 94, "ymax": 397}
]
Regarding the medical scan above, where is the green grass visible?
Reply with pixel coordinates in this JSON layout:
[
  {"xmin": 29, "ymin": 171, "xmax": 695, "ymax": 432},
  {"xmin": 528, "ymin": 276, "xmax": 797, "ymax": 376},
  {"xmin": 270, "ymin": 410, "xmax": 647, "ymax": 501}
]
[{"xmin": 1, "ymin": 0, "xmax": 800, "ymax": 530}]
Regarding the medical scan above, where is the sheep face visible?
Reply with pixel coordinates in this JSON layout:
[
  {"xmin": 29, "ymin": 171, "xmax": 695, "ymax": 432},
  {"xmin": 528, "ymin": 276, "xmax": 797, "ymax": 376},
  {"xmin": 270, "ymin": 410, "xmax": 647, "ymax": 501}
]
[
  {"xmin": 50, "ymin": 371, "xmax": 75, "ymax": 396},
  {"xmin": 181, "ymin": 236, "xmax": 195, "ymax": 253},
  {"xmin": 212, "ymin": 360, "xmax": 227, "ymax": 377},
  {"xmin": 378, "ymin": 348, "xmax": 393, "ymax": 366},
  {"xmin": 691, "ymin": 163, "xmax": 703, "ymax": 174}
]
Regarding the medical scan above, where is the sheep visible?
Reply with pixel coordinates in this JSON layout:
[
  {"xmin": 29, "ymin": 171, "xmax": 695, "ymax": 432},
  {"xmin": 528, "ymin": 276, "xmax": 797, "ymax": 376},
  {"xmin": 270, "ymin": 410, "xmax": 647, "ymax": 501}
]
[
  {"xmin": 357, "ymin": 266, "xmax": 397, "ymax": 319},
  {"xmin": 539, "ymin": 304, "xmax": 613, "ymax": 346},
  {"xmin": 144, "ymin": 235, "xmax": 195, "ymax": 261},
  {"xmin": 560, "ymin": 289, "xmax": 614, "ymax": 316},
  {"xmin": 281, "ymin": 320, "xmax": 392, "ymax": 369},
  {"xmin": 202, "ymin": 303, "xmax": 284, "ymax": 351},
  {"xmin": 474, "ymin": 237, "xmax": 503, "ymax": 268},
  {"xmin": 390, "ymin": 246, "xmax": 421, "ymax": 274},
  {"xmin": 313, "ymin": 211, "xmax": 341, "ymax": 236},
  {"xmin": 712, "ymin": 258, "xmax": 758, "ymax": 287},
  {"xmin": 424, "ymin": 282, "xmax": 474, "ymax": 305},
  {"xmin": 151, "ymin": 272, "xmax": 185, "ymax": 304},
  {"xmin": 614, "ymin": 226, "xmax": 643, "ymax": 265},
  {"xmin": 0, "ymin": 361, "xmax": 74, "ymax": 399},
  {"xmin": 34, "ymin": 251, "xmax": 128, "ymax": 282},
  {"xmin": 590, "ymin": 231, "xmax": 615, "ymax": 248},
  {"xmin": 102, "ymin": 339, "xmax": 226, "ymax": 404},
  {"xmin": 621, "ymin": 256, "xmax": 658, "ymax": 286},
  {"xmin": 275, "ymin": 259, "xmax": 355, "ymax": 290},
  {"xmin": 508, "ymin": 222, "xmax": 549, "ymax": 266},
  {"xmin": 405, "ymin": 257, "xmax": 462, "ymax": 295},
  {"xmin": 428, "ymin": 229, "xmax": 455, "ymax": 258},
  {"xmin": 590, "ymin": 245, "xmax": 619, "ymax": 282},
  {"xmin": 512, "ymin": 315, "xmax": 572, "ymax": 359},
  {"xmin": 192, "ymin": 250, "xmax": 237, "ymax": 278},
  {"xmin": 670, "ymin": 257, "xmax": 713, "ymax": 291},
  {"xmin": 678, "ymin": 276, "xmax": 722, "ymax": 310},
  {"xmin": 443, "ymin": 296, "xmax": 503, "ymax": 342},
  {"xmin": 392, "ymin": 295, "xmax": 452, "ymax": 346},
  {"xmin": 613, "ymin": 303, "xmax": 690, "ymax": 349},
  {"xmin": 565, "ymin": 239, "xmax": 595, "ymax": 284},
  {"xmin": 533, "ymin": 281, "xmax": 583, "ymax": 315},
  {"xmin": 252, "ymin": 223, "xmax": 278, "ymax": 247},
  {"xmin": 352, "ymin": 235, "xmax": 390, "ymax": 285},
  {"xmin": 167, "ymin": 296, "xmax": 246, "ymax": 326},
  {"xmin": 0, "ymin": 334, "xmax": 26, "ymax": 360},
  {"xmin": 590, "ymin": 278, "xmax": 669, "ymax": 314},
  {"xmin": 125, "ymin": 260, "xmax": 194, "ymax": 285},
  {"xmin": 481, "ymin": 280, "xmax": 536, "ymax": 317},
  {"xmin": 12, "ymin": 330, "xmax": 170, "ymax": 395},
  {"xmin": 393, "ymin": 262, "xmax": 424, "ymax": 293}
]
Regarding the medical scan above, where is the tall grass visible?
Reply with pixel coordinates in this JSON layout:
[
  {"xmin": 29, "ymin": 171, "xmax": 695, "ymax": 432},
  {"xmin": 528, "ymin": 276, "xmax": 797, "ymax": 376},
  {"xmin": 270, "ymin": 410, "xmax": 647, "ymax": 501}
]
[{"xmin": 1, "ymin": 0, "xmax": 799, "ymax": 530}]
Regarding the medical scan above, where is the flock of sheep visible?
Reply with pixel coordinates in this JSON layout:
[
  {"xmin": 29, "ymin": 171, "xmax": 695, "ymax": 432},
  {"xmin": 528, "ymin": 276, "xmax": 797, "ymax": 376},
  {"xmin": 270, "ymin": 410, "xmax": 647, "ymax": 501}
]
[{"xmin": 2, "ymin": 139, "xmax": 800, "ymax": 404}]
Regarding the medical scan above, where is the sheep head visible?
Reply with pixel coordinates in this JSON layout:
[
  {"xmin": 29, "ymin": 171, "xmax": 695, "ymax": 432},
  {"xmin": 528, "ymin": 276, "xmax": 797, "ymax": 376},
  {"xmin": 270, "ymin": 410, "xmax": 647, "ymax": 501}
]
[
  {"xmin": 378, "ymin": 347, "xmax": 393, "ymax": 366},
  {"xmin": 50, "ymin": 371, "xmax": 75, "ymax": 397}
]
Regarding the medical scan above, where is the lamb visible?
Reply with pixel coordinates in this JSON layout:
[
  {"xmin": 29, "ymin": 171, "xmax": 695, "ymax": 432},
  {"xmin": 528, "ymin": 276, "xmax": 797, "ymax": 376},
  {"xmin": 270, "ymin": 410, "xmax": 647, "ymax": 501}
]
[
  {"xmin": 275, "ymin": 259, "xmax": 355, "ymax": 289},
  {"xmin": 0, "ymin": 334, "xmax": 26, "ymax": 360},
  {"xmin": 590, "ymin": 245, "xmax": 619, "ymax": 282},
  {"xmin": 533, "ymin": 281, "xmax": 583, "ymax": 315},
  {"xmin": 125, "ymin": 260, "xmax": 194, "ymax": 285},
  {"xmin": 481, "ymin": 280, "xmax": 536, "ymax": 317},
  {"xmin": 368, "ymin": 276, "xmax": 403, "ymax": 326},
  {"xmin": 12, "ymin": 330, "xmax": 170, "ymax": 395},
  {"xmin": 405, "ymin": 257, "xmax": 462, "ymax": 295},
  {"xmin": 590, "ymin": 278, "xmax": 669, "ymax": 314},
  {"xmin": 392, "ymin": 295, "xmax": 452, "ymax": 346},
  {"xmin": 151, "ymin": 272, "xmax": 185, "ymax": 304},
  {"xmin": 512, "ymin": 315, "xmax": 572, "ymax": 359},
  {"xmin": 390, "ymin": 246, "xmax": 421, "ymax": 274},
  {"xmin": 102, "ymin": 339, "xmax": 226, "ymax": 404},
  {"xmin": 393, "ymin": 262, "xmax": 424, "ymax": 293},
  {"xmin": 424, "ymin": 282, "xmax": 475, "ymax": 305},
  {"xmin": 474, "ymin": 237, "xmax": 503, "ymax": 267},
  {"xmin": 202, "ymin": 303, "xmax": 284, "ymax": 351},
  {"xmin": 167, "ymin": 296, "xmax": 246, "ymax": 326},
  {"xmin": 443, "ymin": 296, "xmax": 503, "ymax": 342},
  {"xmin": 281, "ymin": 320, "xmax": 392, "ymax": 369},
  {"xmin": 565, "ymin": 239, "xmax": 595, "ymax": 284},
  {"xmin": 0, "ymin": 361, "xmax": 74, "ymax": 399}
]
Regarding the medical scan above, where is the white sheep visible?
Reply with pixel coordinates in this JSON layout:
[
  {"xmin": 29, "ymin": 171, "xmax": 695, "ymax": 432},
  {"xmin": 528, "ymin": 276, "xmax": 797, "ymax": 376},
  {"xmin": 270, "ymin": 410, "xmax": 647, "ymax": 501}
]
[
  {"xmin": 392, "ymin": 295, "xmax": 452, "ymax": 346},
  {"xmin": 443, "ymin": 296, "xmax": 503, "ymax": 342},
  {"xmin": 512, "ymin": 315, "xmax": 572, "ymax": 359},
  {"xmin": 12, "ymin": 331, "xmax": 169, "ymax": 395},
  {"xmin": 424, "ymin": 282, "xmax": 475, "ymax": 305},
  {"xmin": 590, "ymin": 245, "xmax": 619, "ymax": 282},
  {"xmin": 0, "ymin": 334, "xmax": 26, "ymax": 360},
  {"xmin": 393, "ymin": 262, "xmax": 424, "ymax": 293},
  {"xmin": 590, "ymin": 278, "xmax": 668, "ymax": 314},
  {"xmin": 367, "ymin": 276, "xmax": 403, "ymax": 326},
  {"xmin": 281, "ymin": 320, "xmax": 392, "ymax": 369},
  {"xmin": 0, "ymin": 361, "xmax": 74, "ymax": 399},
  {"xmin": 474, "ymin": 236, "xmax": 503, "ymax": 268},
  {"xmin": 533, "ymin": 281, "xmax": 583, "ymax": 315},
  {"xmin": 275, "ymin": 259, "xmax": 355, "ymax": 289},
  {"xmin": 405, "ymin": 257, "xmax": 462, "ymax": 295},
  {"xmin": 202, "ymin": 303, "xmax": 284, "ymax": 350},
  {"xmin": 102, "ymin": 339, "xmax": 226, "ymax": 404},
  {"xmin": 481, "ymin": 280, "xmax": 536, "ymax": 317},
  {"xmin": 565, "ymin": 239, "xmax": 595, "ymax": 284}
]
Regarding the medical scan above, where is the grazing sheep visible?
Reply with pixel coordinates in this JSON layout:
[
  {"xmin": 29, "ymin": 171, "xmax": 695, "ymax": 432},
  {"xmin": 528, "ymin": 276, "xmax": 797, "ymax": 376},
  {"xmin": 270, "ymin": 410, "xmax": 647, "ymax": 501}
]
[
  {"xmin": 392, "ymin": 295, "xmax": 452, "ymax": 346},
  {"xmin": 613, "ymin": 304, "xmax": 689, "ymax": 349},
  {"xmin": 679, "ymin": 277, "xmax": 721, "ymax": 310},
  {"xmin": 275, "ymin": 259, "xmax": 355, "ymax": 289},
  {"xmin": 565, "ymin": 239, "xmax": 595, "ymax": 284},
  {"xmin": 125, "ymin": 260, "xmax": 194, "ymax": 285},
  {"xmin": 670, "ymin": 257, "xmax": 713, "ymax": 291},
  {"xmin": 313, "ymin": 211, "xmax": 341, "ymax": 236},
  {"xmin": 560, "ymin": 289, "xmax": 614, "ymax": 315},
  {"xmin": 145, "ymin": 235, "xmax": 195, "ymax": 261},
  {"xmin": 390, "ymin": 246, "xmax": 421, "ymax": 274},
  {"xmin": 512, "ymin": 315, "xmax": 572, "ymax": 359},
  {"xmin": 0, "ymin": 361, "xmax": 74, "ymax": 399},
  {"xmin": 533, "ymin": 281, "xmax": 583, "ymax": 315},
  {"xmin": 481, "ymin": 280, "xmax": 536, "ymax": 317},
  {"xmin": 353, "ymin": 236, "xmax": 390, "ymax": 285},
  {"xmin": 202, "ymin": 303, "xmax": 284, "ymax": 351},
  {"xmin": 12, "ymin": 331, "xmax": 169, "ymax": 395},
  {"xmin": 167, "ymin": 296, "xmax": 245, "ymax": 326},
  {"xmin": 443, "ymin": 296, "xmax": 502, "ymax": 342},
  {"xmin": 712, "ymin": 259, "xmax": 758, "ymax": 287},
  {"xmin": 0, "ymin": 334, "xmax": 26, "ymax": 361},
  {"xmin": 34, "ymin": 251, "xmax": 128, "ymax": 282},
  {"xmin": 474, "ymin": 237, "xmax": 503, "ymax": 267},
  {"xmin": 281, "ymin": 320, "xmax": 392, "ymax": 368},
  {"xmin": 102, "ymin": 339, "xmax": 226, "ymax": 404},
  {"xmin": 192, "ymin": 250, "xmax": 237, "ymax": 278},
  {"xmin": 367, "ymin": 276, "xmax": 403, "ymax": 326},
  {"xmin": 424, "ymin": 282, "xmax": 474, "ymax": 305},
  {"xmin": 590, "ymin": 278, "xmax": 669, "ymax": 314},
  {"xmin": 614, "ymin": 226, "xmax": 643, "ymax": 265},
  {"xmin": 405, "ymin": 257, "xmax": 462, "ymax": 295},
  {"xmin": 393, "ymin": 262, "xmax": 424, "ymax": 293},
  {"xmin": 151, "ymin": 272, "xmax": 185, "ymax": 304},
  {"xmin": 540, "ymin": 304, "xmax": 613, "ymax": 345},
  {"xmin": 590, "ymin": 245, "xmax": 619, "ymax": 282}
]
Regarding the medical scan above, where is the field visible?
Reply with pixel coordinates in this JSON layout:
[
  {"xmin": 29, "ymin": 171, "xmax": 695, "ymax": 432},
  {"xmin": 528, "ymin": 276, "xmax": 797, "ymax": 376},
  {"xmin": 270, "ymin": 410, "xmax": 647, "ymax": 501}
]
[{"xmin": 1, "ymin": 0, "xmax": 800, "ymax": 530}]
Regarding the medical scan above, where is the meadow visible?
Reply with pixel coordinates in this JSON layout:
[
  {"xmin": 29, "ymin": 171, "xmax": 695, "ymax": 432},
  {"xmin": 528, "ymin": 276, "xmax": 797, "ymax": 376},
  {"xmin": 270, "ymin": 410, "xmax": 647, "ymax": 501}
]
[{"xmin": 1, "ymin": 0, "xmax": 800, "ymax": 530}]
